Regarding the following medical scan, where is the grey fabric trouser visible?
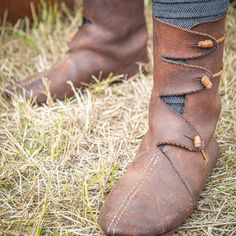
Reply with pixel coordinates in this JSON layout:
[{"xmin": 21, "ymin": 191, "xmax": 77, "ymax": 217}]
[
  {"xmin": 152, "ymin": 0, "xmax": 228, "ymax": 114},
  {"xmin": 152, "ymin": 0, "xmax": 228, "ymax": 28}
]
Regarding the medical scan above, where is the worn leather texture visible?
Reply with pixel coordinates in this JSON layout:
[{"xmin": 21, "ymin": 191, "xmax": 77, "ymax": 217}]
[
  {"xmin": 4, "ymin": 0, "xmax": 148, "ymax": 104},
  {"xmin": 99, "ymin": 16, "xmax": 225, "ymax": 236},
  {"xmin": 0, "ymin": 0, "xmax": 75, "ymax": 23}
]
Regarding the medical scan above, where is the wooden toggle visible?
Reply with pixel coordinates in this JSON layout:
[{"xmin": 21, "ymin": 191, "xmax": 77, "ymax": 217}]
[
  {"xmin": 198, "ymin": 33, "xmax": 226, "ymax": 49},
  {"xmin": 201, "ymin": 76, "xmax": 212, "ymax": 89},
  {"xmin": 194, "ymin": 135, "xmax": 209, "ymax": 162},
  {"xmin": 194, "ymin": 135, "xmax": 202, "ymax": 149},
  {"xmin": 198, "ymin": 40, "xmax": 213, "ymax": 49},
  {"xmin": 201, "ymin": 68, "xmax": 223, "ymax": 89}
]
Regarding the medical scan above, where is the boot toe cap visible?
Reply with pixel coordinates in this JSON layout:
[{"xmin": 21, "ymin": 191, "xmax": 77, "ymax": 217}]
[
  {"xmin": 99, "ymin": 148, "xmax": 194, "ymax": 236},
  {"xmin": 3, "ymin": 73, "xmax": 47, "ymax": 103},
  {"xmin": 99, "ymin": 190, "xmax": 193, "ymax": 236}
]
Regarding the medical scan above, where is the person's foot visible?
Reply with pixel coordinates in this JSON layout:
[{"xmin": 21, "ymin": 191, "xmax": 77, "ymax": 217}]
[
  {"xmin": 4, "ymin": 0, "xmax": 148, "ymax": 104},
  {"xmin": 99, "ymin": 15, "xmax": 226, "ymax": 236}
]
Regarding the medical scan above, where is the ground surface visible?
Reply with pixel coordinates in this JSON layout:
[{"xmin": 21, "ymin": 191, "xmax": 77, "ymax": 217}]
[{"xmin": 0, "ymin": 3, "xmax": 235, "ymax": 236}]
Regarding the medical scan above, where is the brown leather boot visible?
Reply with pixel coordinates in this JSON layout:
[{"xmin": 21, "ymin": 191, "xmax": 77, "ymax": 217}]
[
  {"xmin": 99, "ymin": 15, "xmax": 226, "ymax": 235},
  {"xmin": 0, "ymin": 0, "xmax": 74, "ymax": 24},
  {"xmin": 4, "ymin": 0, "xmax": 148, "ymax": 104}
]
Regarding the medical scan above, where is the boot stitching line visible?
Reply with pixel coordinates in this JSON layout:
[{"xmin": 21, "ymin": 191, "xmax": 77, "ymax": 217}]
[
  {"xmin": 112, "ymin": 154, "xmax": 159, "ymax": 235},
  {"xmin": 107, "ymin": 153, "xmax": 159, "ymax": 234}
]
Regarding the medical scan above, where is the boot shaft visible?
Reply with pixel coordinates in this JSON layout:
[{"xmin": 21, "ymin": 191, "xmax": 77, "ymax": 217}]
[
  {"xmin": 146, "ymin": 16, "xmax": 226, "ymax": 154},
  {"xmin": 69, "ymin": 0, "xmax": 148, "ymax": 70},
  {"xmin": 83, "ymin": 0, "xmax": 146, "ymax": 33},
  {"xmin": 153, "ymin": 16, "xmax": 226, "ymax": 95}
]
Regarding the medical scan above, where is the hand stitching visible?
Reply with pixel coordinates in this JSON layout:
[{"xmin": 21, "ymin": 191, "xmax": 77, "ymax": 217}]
[
  {"xmin": 107, "ymin": 153, "xmax": 158, "ymax": 234},
  {"xmin": 112, "ymin": 154, "xmax": 160, "ymax": 235}
]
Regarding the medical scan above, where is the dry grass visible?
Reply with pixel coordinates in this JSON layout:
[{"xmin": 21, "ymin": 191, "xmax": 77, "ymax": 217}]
[{"xmin": 0, "ymin": 3, "xmax": 235, "ymax": 236}]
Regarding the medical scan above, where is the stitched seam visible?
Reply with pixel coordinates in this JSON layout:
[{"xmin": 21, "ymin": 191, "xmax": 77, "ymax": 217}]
[
  {"xmin": 154, "ymin": 18, "xmax": 218, "ymax": 60},
  {"xmin": 154, "ymin": 14, "xmax": 225, "ymax": 34},
  {"xmin": 158, "ymin": 91, "xmax": 205, "ymax": 151},
  {"xmin": 160, "ymin": 88, "xmax": 202, "ymax": 97},
  {"xmin": 19, "ymin": 77, "xmax": 41, "ymax": 87},
  {"xmin": 17, "ymin": 73, "xmax": 46, "ymax": 88},
  {"xmin": 157, "ymin": 141, "xmax": 197, "ymax": 152},
  {"xmin": 191, "ymin": 13, "xmax": 226, "ymax": 29},
  {"xmin": 107, "ymin": 153, "xmax": 159, "ymax": 234},
  {"xmin": 155, "ymin": 18, "xmax": 224, "ymax": 149},
  {"xmin": 161, "ymin": 57, "xmax": 213, "ymax": 76},
  {"xmin": 154, "ymin": 98, "xmax": 200, "ymax": 151},
  {"xmin": 111, "ymin": 154, "xmax": 160, "ymax": 235},
  {"xmin": 161, "ymin": 149, "xmax": 195, "ymax": 204},
  {"xmin": 159, "ymin": 98, "xmax": 198, "ymax": 135},
  {"xmin": 107, "ymin": 154, "xmax": 157, "ymax": 234}
]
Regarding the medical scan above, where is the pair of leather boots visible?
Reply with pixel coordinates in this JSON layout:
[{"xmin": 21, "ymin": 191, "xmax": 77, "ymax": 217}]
[{"xmin": 5, "ymin": 0, "xmax": 226, "ymax": 235}]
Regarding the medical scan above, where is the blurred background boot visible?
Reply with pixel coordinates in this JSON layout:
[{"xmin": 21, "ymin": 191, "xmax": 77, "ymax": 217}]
[
  {"xmin": 0, "ymin": 0, "xmax": 75, "ymax": 24},
  {"xmin": 4, "ymin": 0, "xmax": 148, "ymax": 104}
]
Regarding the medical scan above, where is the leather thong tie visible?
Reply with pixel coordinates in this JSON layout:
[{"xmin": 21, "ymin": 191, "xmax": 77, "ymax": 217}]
[{"xmin": 151, "ymin": 16, "xmax": 226, "ymax": 162}]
